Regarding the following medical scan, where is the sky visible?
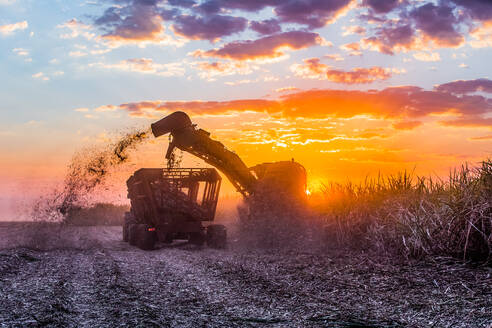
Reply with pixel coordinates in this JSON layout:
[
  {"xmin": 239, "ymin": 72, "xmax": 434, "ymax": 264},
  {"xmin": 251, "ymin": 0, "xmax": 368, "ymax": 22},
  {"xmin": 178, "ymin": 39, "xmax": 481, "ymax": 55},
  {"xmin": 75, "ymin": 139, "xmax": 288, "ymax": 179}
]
[{"xmin": 1, "ymin": 0, "xmax": 492, "ymax": 216}]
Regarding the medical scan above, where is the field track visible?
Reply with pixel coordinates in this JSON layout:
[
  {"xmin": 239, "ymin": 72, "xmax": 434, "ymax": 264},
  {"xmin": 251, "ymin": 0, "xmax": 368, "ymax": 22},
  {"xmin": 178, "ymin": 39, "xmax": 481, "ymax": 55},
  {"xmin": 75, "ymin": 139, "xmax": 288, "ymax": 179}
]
[{"xmin": 0, "ymin": 224, "xmax": 491, "ymax": 327}]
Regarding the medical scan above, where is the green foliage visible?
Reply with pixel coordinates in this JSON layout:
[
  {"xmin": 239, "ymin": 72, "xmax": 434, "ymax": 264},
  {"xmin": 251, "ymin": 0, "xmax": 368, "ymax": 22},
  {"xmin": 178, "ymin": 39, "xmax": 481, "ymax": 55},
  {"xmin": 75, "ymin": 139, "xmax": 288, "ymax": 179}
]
[{"xmin": 315, "ymin": 160, "xmax": 492, "ymax": 263}]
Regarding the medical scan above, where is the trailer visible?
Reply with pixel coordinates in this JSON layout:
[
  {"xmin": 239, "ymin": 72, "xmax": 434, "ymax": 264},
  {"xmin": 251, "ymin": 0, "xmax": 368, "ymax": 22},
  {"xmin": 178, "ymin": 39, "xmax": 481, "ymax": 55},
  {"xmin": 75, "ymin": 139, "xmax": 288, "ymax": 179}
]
[{"xmin": 123, "ymin": 167, "xmax": 226, "ymax": 250}]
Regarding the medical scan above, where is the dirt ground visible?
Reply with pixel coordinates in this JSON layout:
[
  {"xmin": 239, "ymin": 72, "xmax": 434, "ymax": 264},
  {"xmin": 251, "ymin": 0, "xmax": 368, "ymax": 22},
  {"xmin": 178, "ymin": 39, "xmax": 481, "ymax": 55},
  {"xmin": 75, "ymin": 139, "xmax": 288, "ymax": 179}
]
[{"xmin": 0, "ymin": 223, "xmax": 491, "ymax": 328}]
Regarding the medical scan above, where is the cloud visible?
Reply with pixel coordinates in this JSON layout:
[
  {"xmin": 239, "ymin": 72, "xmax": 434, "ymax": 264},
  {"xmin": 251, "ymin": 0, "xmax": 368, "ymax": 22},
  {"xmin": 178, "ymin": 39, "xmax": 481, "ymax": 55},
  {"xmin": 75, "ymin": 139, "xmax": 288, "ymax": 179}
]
[
  {"xmin": 410, "ymin": 3, "xmax": 464, "ymax": 48},
  {"xmin": 276, "ymin": 86, "xmax": 299, "ymax": 93},
  {"xmin": 196, "ymin": 0, "xmax": 280, "ymax": 13},
  {"xmin": 32, "ymin": 72, "xmax": 49, "ymax": 81},
  {"xmin": 362, "ymin": 24, "xmax": 417, "ymax": 55},
  {"xmin": 119, "ymin": 99, "xmax": 277, "ymax": 118},
  {"xmin": 113, "ymin": 80, "xmax": 492, "ymax": 125},
  {"xmin": 360, "ymin": 1, "xmax": 483, "ymax": 55},
  {"xmin": 413, "ymin": 52, "xmax": 441, "ymax": 62},
  {"xmin": 69, "ymin": 50, "xmax": 88, "ymax": 57},
  {"xmin": 192, "ymin": 61, "xmax": 256, "ymax": 80},
  {"xmin": 325, "ymin": 67, "xmax": 392, "ymax": 84},
  {"xmin": 172, "ymin": 14, "xmax": 247, "ymax": 42},
  {"xmin": 74, "ymin": 107, "xmax": 89, "ymax": 112},
  {"xmin": 103, "ymin": 13, "xmax": 164, "ymax": 42},
  {"xmin": 392, "ymin": 120, "xmax": 423, "ymax": 130},
  {"xmin": 94, "ymin": 105, "xmax": 118, "ymax": 112},
  {"xmin": 324, "ymin": 53, "xmax": 344, "ymax": 61},
  {"xmin": 290, "ymin": 58, "xmax": 329, "ymax": 79},
  {"xmin": 86, "ymin": 0, "xmax": 491, "ymax": 54},
  {"xmin": 0, "ymin": 21, "xmax": 28, "ymax": 36},
  {"xmin": 435, "ymin": 79, "xmax": 492, "ymax": 94},
  {"xmin": 450, "ymin": 0, "xmax": 492, "ymax": 22},
  {"xmin": 250, "ymin": 19, "xmax": 282, "ymax": 35},
  {"xmin": 192, "ymin": 31, "xmax": 324, "ymax": 62},
  {"xmin": 12, "ymin": 48, "xmax": 29, "ymax": 56},
  {"xmin": 90, "ymin": 58, "xmax": 185, "ymax": 76},
  {"xmin": 291, "ymin": 58, "xmax": 392, "ymax": 84},
  {"xmin": 225, "ymin": 79, "xmax": 258, "ymax": 86},
  {"xmin": 168, "ymin": 0, "xmax": 195, "ymax": 8},
  {"xmin": 57, "ymin": 19, "xmax": 95, "ymax": 40},
  {"xmin": 439, "ymin": 117, "xmax": 492, "ymax": 129},
  {"xmin": 362, "ymin": 0, "xmax": 400, "ymax": 14},
  {"xmin": 273, "ymin": 0, "xmax": 354, "ymax": 29},
  {"xmin": 469, "ymin": 135, "xmax": 492, "ymax": 141},
  {"xmin": 340, "ymin": 42, "xmax": 361, "ymax": 55},
  {"xmin": 93, "ymin": 2, "xmax": 181, "ymax": 46},
  {"xmin": 342, "ymin": 25, "xmax": 366, "ymax": 36},
  {"xmin": 194, "ymin": 0, "xmax": 353, "ymax": 29},
  {"xmin": 469, "ymin": 22, "xmax": 492, "ymax": 48}
]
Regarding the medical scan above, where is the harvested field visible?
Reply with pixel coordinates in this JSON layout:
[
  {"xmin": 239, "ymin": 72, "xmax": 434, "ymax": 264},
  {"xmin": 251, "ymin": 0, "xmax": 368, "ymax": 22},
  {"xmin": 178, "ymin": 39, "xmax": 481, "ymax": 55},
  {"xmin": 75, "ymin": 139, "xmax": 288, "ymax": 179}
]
[{"xmin": 0, "ymin": 223, "xmax": 491, "ymax": 327}]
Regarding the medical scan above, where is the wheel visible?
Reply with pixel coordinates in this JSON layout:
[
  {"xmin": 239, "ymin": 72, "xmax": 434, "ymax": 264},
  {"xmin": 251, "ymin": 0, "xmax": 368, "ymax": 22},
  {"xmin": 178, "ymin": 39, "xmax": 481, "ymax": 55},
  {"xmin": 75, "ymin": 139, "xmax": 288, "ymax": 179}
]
[
  {"xmin": 136, "ymin": 224, "xmax": 156, "ymax": 250},
  {"xmin": 123, "ymin": 223, "xmax": 129, "ymax": 242},
  {"xmin": 128, "ymin": 224, "xmax": 139, "ymax": 246},
  {"xmin": 123, "ymin": 212, "xmax": 136, "ymax": 242},
  {"xmin": 189, "ymin": 231, "xmax": 205, "ymax": 246},
  {"xmin": 206, "ymin": 224, "xmax": 227, "ymax": 249},
  {"xmin": 163, "ymin": 233, "xmax": 174, "ymax": 244}
]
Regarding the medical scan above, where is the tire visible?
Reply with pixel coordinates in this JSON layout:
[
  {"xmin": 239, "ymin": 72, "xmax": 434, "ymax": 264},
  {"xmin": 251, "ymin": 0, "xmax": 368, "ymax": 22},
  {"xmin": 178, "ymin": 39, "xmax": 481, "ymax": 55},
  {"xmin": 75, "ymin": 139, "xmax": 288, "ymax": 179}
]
[
  {"xmin": 206, "ymin": 224, "xmax": 227, "ymax": 249},
  {"xmin": 136, "ymin": 224, "xmax": 156, "ymax": 250},
  {"xmin": 123, "ymin": 224, "xmax": 129, "ymax": 242},
  {"xmin": 122, "ymin": 212, "xmax": 135, "ymax": 242},
  {"xmin": 189, "ymin": 231, "xmax": 205, "ymax": 246},
  {"xmin": 128, "ymin": 224, "xmax": 139, "ymax": 246}
]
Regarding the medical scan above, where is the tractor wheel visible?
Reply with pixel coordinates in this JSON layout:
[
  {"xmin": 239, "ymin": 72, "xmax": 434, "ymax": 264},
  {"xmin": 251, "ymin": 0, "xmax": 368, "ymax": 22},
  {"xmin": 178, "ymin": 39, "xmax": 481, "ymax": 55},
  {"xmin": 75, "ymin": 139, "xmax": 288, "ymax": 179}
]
[
  {"xmin": 136, "ymin": 224, "xmax": 156, "ymax": 250},
  {"xmin": 128, "ymin": 224, "xmax": 139, "ymax": 246},
  {"xmin": 189, "ymin": 231, "xmax": 205, "ymax": 246},
  {"xmin": 123, "ymin": 212, "xmax": 136, "ymax": 242},
  {"xmin": 206, "ymin": 224, "xmax": 227, "ymax": 249}
]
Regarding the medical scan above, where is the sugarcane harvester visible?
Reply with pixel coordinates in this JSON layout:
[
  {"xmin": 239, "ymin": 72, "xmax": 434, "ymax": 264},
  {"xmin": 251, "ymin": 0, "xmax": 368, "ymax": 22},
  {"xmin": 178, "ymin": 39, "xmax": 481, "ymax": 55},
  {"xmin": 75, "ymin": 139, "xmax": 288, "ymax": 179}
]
[{"xmin": 123, "ymin": 111, "xmax": 307, "ymax": 250}]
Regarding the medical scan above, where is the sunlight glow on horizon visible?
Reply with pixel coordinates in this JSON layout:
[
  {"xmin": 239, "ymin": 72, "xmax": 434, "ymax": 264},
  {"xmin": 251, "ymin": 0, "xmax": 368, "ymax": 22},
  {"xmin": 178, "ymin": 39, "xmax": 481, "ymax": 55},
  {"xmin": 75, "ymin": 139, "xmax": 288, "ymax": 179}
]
[{"xmin": 0, "ymin": 0, "xmax": 491, "ymax": 213}]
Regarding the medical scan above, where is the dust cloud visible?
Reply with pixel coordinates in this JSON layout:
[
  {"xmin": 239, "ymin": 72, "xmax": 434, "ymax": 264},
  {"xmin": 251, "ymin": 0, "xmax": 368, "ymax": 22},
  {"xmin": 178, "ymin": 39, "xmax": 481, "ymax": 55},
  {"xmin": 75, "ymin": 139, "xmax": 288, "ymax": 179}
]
[{"xmin": 31, "ymin": 128, "xmax": 150, "ymax": 223}]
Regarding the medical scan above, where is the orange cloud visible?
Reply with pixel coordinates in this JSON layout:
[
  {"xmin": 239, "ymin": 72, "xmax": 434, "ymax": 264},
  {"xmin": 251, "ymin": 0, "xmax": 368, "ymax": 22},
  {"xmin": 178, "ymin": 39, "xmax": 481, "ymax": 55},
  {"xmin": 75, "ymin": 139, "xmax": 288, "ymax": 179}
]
[
  {"xmin": 94, "ymin": 105, "xmax": 118, "ymax": 112},
  {"xmin": 291, "ymin": 58, "xmax": 392, "ymax": 84},
  {"xmin": 114, "ymin": 82, "xmax": 492, "ymax": 125},
  {"xmin": 324, "ymin": 53, "xmax": 344, "ymax": 61},
  {"xmin": 342, "ymin": 25, "xmax": 366, "ymax": 36},
  {"xmin": 439, "ymin": 117, "xmax": 492, "ymax": 129},
  {"xmin": 325, "ymin": 67, "xmax": 391, "ymax": 84},
  {"xmin": 470, "ymin": 22, "xmax": 492, "ymax": 48},
  {"xmin": 119, "ymin": 99, "xmax": 278, "ymax": 118},
  {"xmin": 413, "ymin": 52, "xmax": 441, "ymax": 62},
  {"xmin": 340, "ymin": 42, "xmax": 362, "ymax": 55},
  {"xmin": 290, "ymin": 58, "xmax": 329, "ymax": 79},
  {"xmin": 392, "ymin": 120, "xmax": 423, "ymax": 130},
  {"xmin": 276, "ymin": 86, "xmax": 300, "ymax": 93},
  {"xmin": 470, "ymin": 135, "xmax": 492, "ymax": 140}
]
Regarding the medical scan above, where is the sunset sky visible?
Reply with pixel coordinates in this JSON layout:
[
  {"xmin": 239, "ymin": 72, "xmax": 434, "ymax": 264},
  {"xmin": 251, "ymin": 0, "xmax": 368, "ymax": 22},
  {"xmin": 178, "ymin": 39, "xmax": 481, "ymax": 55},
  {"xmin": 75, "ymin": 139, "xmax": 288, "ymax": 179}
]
[{"xmin": 1, "ymin": 0, "xmax": 492, "ymax": 215}]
